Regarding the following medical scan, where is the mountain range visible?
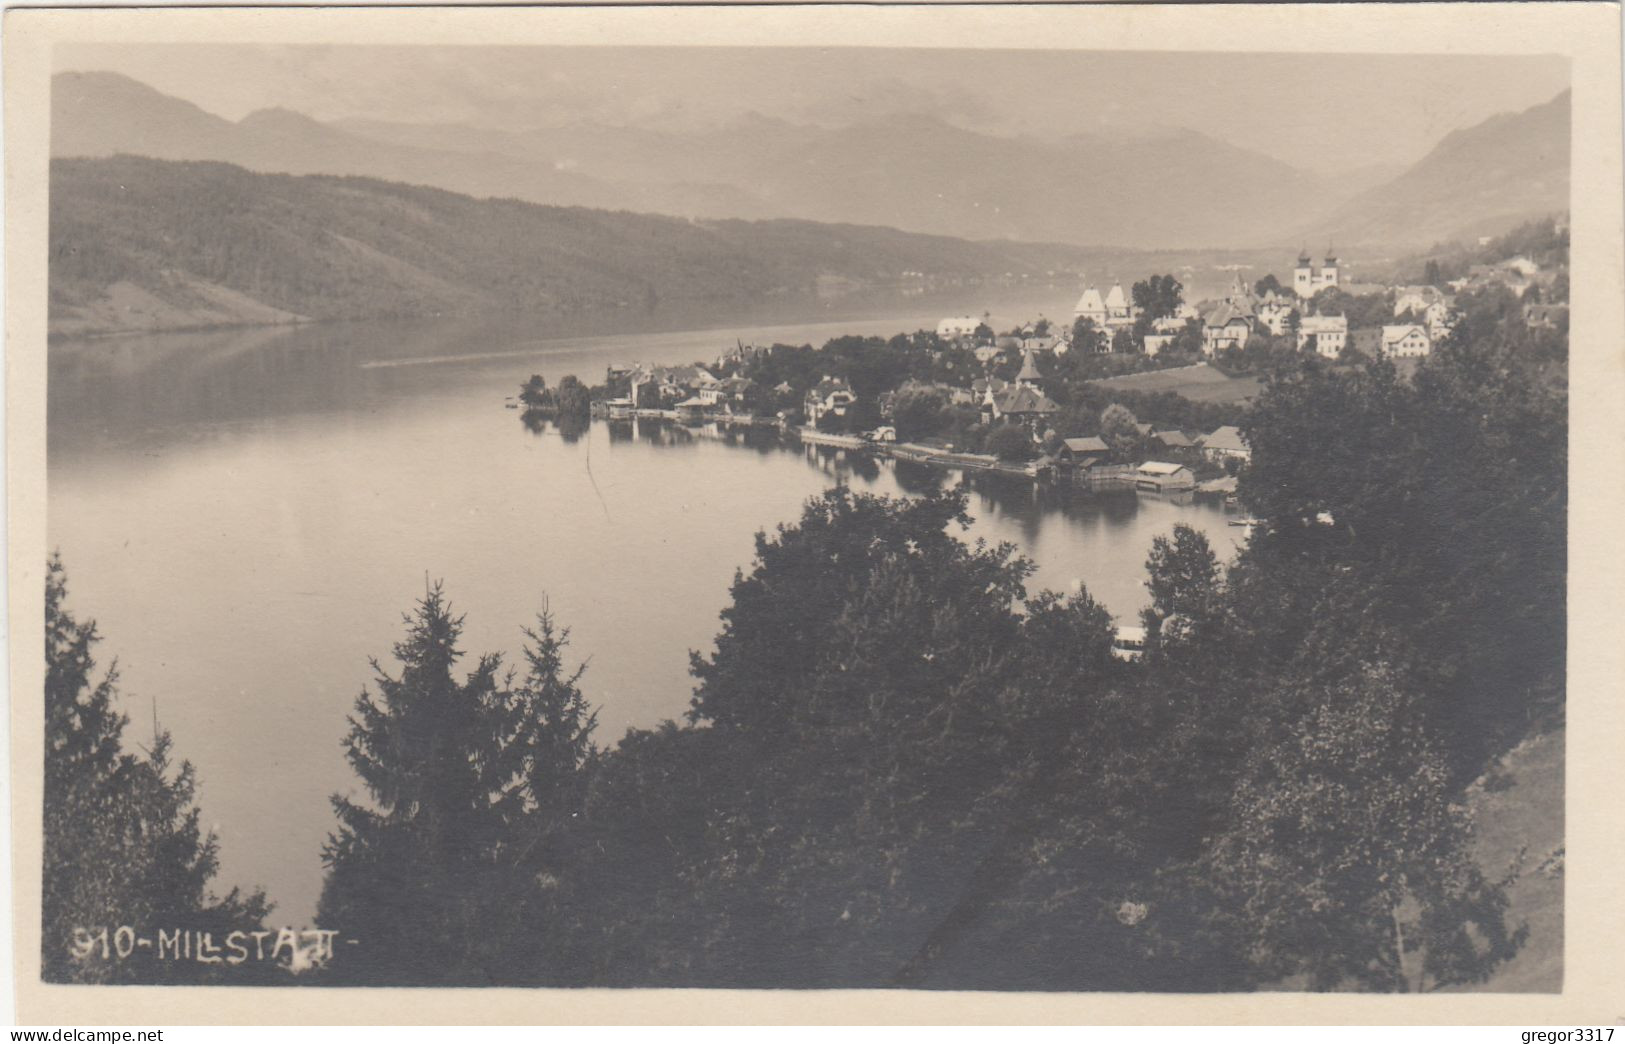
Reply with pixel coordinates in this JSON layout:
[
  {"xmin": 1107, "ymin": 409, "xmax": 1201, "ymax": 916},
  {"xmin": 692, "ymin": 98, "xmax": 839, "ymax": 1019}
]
[
  {"xmin": 46, "ymin": 72, "xmax": 1570, "ymax": 336},
  {"xmin": 53, "ymin": 70, "xmax": 1567, "ymax": 253}
]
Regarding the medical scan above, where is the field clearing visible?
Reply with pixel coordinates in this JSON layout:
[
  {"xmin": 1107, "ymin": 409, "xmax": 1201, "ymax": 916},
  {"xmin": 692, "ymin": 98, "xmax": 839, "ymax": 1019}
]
[{"xmin": 1088, "ymin": 362, "xmax": 1263, "ymax": 404}]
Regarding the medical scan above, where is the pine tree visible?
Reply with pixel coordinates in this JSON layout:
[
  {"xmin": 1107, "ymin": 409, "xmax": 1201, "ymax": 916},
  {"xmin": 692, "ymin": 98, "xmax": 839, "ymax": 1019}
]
[
  {"xmin": 318, "ymin": 585, "xmax": 597, "ymax": 985},
  {"xmin": 43, "ymin": 554, "xmax": 271, "ymax": 984}
]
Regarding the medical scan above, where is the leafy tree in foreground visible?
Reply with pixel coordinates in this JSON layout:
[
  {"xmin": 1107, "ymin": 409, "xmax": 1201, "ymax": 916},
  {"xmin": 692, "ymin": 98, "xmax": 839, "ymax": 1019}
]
[
  {"xmin": 680, "ymin": 488, "xmax": 1037, "ymax": 985},
  {"xmin": 44, "ymin": 554, "xmax": 271, "ymax": 984},
  {"xmin": 1141, "ymin": 523, "xmax": 1224, "ymax": 651},
  {"xmin": 1207, "ymin": 662, "xmax": 1523, "ymax": 991}
]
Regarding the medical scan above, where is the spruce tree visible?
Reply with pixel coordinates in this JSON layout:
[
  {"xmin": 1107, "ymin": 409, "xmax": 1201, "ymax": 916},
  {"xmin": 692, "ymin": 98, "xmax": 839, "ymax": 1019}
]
[
  {"xmin": 43, "ymin": 554, "xmax": 271, "ymax": 984},
  {"xmin": 318, "ymin": 585, "xmax": 596, "ymax": 985}
]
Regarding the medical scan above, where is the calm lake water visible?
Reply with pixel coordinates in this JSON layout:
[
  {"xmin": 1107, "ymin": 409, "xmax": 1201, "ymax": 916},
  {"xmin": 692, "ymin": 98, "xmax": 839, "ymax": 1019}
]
[{"xmin": 47, "ymin": 293, "xmax": 1245, "ymax": 925}]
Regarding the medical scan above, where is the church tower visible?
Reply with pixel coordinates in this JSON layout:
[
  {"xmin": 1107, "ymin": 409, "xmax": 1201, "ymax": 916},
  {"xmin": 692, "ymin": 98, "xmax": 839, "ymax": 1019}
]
[
  {"xmin": 1016, "ymin": 348, "xmax": 1044, "ymax": 387},
  {"xmin": 1293, "ymin": 250, "xmax": 1315, "ymax": 298}
]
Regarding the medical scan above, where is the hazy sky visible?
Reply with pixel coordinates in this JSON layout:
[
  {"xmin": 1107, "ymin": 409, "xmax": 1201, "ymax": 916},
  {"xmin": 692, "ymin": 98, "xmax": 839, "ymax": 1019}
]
[{"xmin": 56, "ymin": 45, "xmax": 1569, "ymax": 175}]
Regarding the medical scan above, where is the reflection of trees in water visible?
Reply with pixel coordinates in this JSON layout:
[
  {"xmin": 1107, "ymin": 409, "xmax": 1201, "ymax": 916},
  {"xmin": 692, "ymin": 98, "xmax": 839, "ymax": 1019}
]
[
  {"xmin": 965, "ymin": 472, "xmax": 1046, "ymax": 544},
  {"xmin": 844, "ymin": 453, "xmax": 881, "ymax": 484},
  {"xmin": 737, "ymin": 426, "xmax": 787, "ymax": 456},
  {"xmin": 891, "ymin": 460, "xmax": 950, "ymax": 496},
  {"xmin": 519, "ymin": 409, "xmax": 589, "ymax": 444},
  {"xmin": 605, "ymin": 419, "xmax": 635, "ymax": 444},
  {"xmin": 629, "ymin": 418, "xmax": 696, "ymax": 446},
  {"xmin": 555, "ymin": 414, "xmax": 589, "ymax": 442},
  {"xmin": 802, "ymin": 445, "xmax": 881, "ymax": 486}
]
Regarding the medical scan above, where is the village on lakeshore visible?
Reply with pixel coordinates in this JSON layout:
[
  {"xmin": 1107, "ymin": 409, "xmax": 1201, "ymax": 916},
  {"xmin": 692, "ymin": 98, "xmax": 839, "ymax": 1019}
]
[{"xmin": 514, "ymin": 217, "xmax": 1568, "ymax": 501}]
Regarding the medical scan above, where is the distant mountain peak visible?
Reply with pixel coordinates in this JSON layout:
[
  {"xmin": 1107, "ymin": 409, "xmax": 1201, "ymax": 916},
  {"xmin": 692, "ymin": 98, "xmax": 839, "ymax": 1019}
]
[{"xmin": 239, "ymin": 107, "xmax": 324, "ymax": 129}]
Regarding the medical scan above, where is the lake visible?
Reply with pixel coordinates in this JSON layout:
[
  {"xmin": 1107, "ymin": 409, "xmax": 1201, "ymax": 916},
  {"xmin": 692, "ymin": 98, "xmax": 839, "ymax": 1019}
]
[{"xmin": 46, "ymin": 293, "xmax": 1246, "ymax": 926}]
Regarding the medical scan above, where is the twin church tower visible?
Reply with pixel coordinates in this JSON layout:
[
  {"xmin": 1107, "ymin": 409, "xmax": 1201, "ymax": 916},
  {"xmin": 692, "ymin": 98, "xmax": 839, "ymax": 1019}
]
[{"xmin": 1293, "ymin": 251, "xmax": 1340, "ymax": 299}]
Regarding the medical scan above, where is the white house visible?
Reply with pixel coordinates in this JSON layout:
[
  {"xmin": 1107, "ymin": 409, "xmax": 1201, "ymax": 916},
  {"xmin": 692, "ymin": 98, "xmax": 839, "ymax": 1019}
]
[
  {"xmin": 698, "ymin": 376, "xmax": 756, "ymax": 409},
  {"xmin": 1073, "ymin": 286, "xmax": 1107, "ymax": 325},
  {"xmin": 1297, "ymin": 313, "xmax": 1348, "ymax": 357},
  {"xmin": 1380, "ymin": 324, "xmax": 1432, "ymax": 358},
  {"xmin": 1392, "ymin": 285, "xmax": 1444, "ymax": 317},
  {"xmin": 805, "ymin": 377, "xmax": 855, "ymax": 423},
  {"xmin": 1424, "ymin": 299, "xmax": 1457, "ymax": 341},
  {"xmin": 1201, "ymin": 425, "xmax": 1251, "ymax": 464},
  {"xmin": 1293, "ymin": 252, "xmax": 1340, "ymax": 299},
  {"xmin": 1202, "ymin": 302, "xmax": 1254, "ymax": 355},
  {"xmin": 1103, "ymin": 283, "xmax": 1135, "ymax": 327},
  {"xmin": 1255, "ymin": 291, "xmax": 1298, "ymax": 336},
  {"xmin": 937, "ymin": 316, "xmax": 983, "ymax": 340},
  {"xmin": 1144, "ymin": 333, "xmax": 1175, "ymax": 357},
  {"xmin": 630, "ymin": 364, "xmax": 718, "ymax": 406}
]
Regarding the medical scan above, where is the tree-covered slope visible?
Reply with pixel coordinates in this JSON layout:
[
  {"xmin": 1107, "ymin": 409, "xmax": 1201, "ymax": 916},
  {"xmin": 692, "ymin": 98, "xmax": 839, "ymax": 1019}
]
[
  {"xmin": 49, "ymin": 155, "xmax": 1088, "ymax": 336},
  {"xmin": 1309, "ymin": 90, "xmax": 1569, "ymax": 250}
]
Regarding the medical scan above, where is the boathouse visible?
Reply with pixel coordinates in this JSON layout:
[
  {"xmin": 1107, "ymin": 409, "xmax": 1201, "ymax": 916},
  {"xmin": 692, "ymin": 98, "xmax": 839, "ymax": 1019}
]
[
  {"xmin": 1057, "ymin": 436, "xmax": 1110, "ymax": 466},
  {"xmin": 1135, "ymin": 461, "xmax": 1195, "ymax": 493}
]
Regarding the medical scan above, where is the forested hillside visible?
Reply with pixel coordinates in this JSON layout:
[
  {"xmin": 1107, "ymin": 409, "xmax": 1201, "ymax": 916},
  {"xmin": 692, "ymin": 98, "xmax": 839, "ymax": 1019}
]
[
  {"xmin": 1310, "ymin": 90, "xmax": 1569, "ymax": 249},
  {"xmin": 49, "ymin": 156, "xmax": 1089, "ymax": 337}
]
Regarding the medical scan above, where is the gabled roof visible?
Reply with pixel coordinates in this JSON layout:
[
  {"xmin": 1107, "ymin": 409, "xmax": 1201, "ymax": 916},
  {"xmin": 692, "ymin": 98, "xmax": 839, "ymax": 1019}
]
[
  {"xmin": 1152, "ymin": 429, "xmax": 1195, "ymax": 448},
  {"xmin": 1075, "ymin": 286, "xmax": 1106, "ymax": 314},
  {"xmin": 638, "ymin": 363, "xmax": 718, "ymax": 387},
  {"xmin": 1016, "ymin": 349, "xmax": 1044, "ymax": 384},
  {"xmin": 807, "ymin": 377, "xmax": 853, "ymax": 400},
  {"xmin": 991, "ymin": 385, "xmax": 1058, "ymax": 415},
  {"xmin": 1137, "ymin": 461, "xmax": 1188, "ymax": 475},
  {"xmin": 1381, "ymin": 324, "xmax": 1429, "ymax": 346},
  {"xmin": 1104, "ymin": 283, "xmax": 1128, "ymax": 310},
  {"xmin": 1202, "ymin": 425, "xmax": 1249, "ymax": 453},
  {"xmin": 1061, "ymin": 436, "xmax": 1109, "ymax": 454},
  {"xmin": 1205, "ymin": 302, "xmax": 1253, "ymax": 329}
]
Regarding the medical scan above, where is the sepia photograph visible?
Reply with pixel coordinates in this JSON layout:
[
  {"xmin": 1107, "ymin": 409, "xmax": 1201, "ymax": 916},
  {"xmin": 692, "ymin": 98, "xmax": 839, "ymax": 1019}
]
[{"xmin": 6, "ymin": 1, "xmax": 1624, "ymax": 1025}]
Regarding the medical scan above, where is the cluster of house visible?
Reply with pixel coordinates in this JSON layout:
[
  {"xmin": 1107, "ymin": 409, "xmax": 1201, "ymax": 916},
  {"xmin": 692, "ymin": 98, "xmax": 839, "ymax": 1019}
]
[
  {"xmin": 1036, "ymin": 248, "xmax": 1560, "ymax": 365},
  {"xmin": 1190, "ymin": 254, "xmax": 1456, "ymax": 361},
  {"xmin": 1052, "ymin": 424, "xmax": 1252, "ymax": 493},
  {"xmin": 1054, "ymin": 423, "xmax": 1249, "ymax": 468},
  {"xmin": 1452, "ymin": 255, "xmax": 1568, "ymax": 331}
]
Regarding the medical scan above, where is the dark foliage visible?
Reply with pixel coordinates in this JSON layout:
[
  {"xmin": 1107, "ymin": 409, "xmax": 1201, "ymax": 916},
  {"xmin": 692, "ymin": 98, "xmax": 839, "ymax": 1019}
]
[{"xmin": 43, "ymin": 556, "xmax": 274, "ymax": 984}]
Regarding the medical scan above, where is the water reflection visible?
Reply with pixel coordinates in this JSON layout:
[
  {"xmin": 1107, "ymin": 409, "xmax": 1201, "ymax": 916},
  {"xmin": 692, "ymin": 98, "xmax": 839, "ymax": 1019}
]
[{"xmin": 48, "ymin": 306, "xmax": 1240, "ymax": 928}]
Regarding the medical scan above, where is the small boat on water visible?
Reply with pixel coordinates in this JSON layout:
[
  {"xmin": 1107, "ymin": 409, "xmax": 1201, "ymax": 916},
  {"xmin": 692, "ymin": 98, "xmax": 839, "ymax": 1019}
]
[{"xmin": 1228, "ymin": 516, "xmax": 1262, "ymax": 527}]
